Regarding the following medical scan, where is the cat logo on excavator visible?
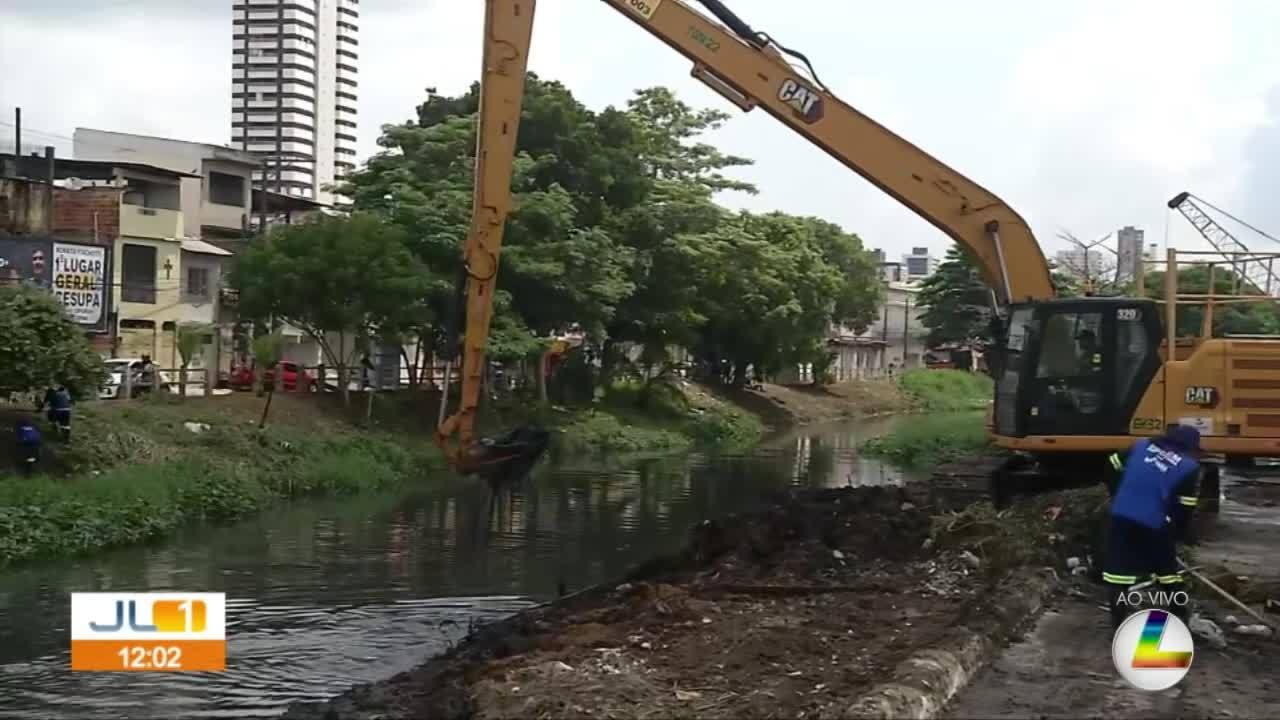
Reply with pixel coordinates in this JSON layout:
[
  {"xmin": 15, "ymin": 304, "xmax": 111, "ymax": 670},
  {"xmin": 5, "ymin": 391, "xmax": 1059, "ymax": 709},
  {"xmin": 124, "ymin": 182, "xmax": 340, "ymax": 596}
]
[{"xmin": 777, "ymin": 78, "xmax": 824, "ymax": 123}]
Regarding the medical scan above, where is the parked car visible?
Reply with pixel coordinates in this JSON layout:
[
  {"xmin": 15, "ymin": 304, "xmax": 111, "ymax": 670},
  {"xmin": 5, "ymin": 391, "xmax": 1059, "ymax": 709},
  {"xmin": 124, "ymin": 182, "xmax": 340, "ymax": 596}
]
[
  {"xmin": 229, "ymin": 361, "xmax": 318, "ymax": 392},
  {"xmin": 99, "ymin": 358, "xmax": 206, "ymax": 398}
]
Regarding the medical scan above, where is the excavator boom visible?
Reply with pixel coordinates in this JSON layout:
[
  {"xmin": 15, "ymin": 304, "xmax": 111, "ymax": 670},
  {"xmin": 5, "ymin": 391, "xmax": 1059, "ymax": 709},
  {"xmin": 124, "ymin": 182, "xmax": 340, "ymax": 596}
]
[{"xmin": 436, "ymin": 0, "xmax": 1118, "ymax": 479}]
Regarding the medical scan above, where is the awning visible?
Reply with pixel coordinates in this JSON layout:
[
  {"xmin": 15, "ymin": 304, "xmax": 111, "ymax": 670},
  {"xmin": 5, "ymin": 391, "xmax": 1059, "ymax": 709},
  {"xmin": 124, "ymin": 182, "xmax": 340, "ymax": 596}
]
[{"xmin": 180, "ymin": 238, "xmax": 233, "ymax": 257}]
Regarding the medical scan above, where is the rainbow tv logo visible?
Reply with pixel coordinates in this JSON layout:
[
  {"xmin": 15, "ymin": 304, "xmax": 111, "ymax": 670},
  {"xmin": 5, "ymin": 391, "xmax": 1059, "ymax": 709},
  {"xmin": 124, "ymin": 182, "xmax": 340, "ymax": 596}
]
[
  {"xmin": 1111, "ymin": 609, "xmax": 1194, "ymax": 691},
  {"xmin": 71, "ymin": 593, "xmax": 225, "ymax": 672}
]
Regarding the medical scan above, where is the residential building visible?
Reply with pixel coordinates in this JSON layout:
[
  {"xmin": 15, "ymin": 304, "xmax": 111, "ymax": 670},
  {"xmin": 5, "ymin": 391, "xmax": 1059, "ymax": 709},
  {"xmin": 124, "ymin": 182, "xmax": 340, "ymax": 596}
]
[
  {"xmin": 903, "ymin": 246, "xmax": 937, "ymax": 280},
  {"xmin": 868, "ymin": 281, "xmax": 928, "ymax": 371},
  {"xmin": 1116, "ymin": 225, "xmax": 1145, "ymax": 282},
  {"xmin": 73, "ymin": 128, "xmax": 260, "ymax": 243},
  {"xmin": 782, "ymin": 282, "xmax": 927, "ymax": 383},
  {"xmin": 870, "ymin": 247, "xmax": 906, "ymax": 283},
  {"xmin": 231, "ymin": 0, "xmax": 359, "ymax": 205},
  {"xmin": 2, "ymin": 153, "xmax": 227, "ymax": 368}
]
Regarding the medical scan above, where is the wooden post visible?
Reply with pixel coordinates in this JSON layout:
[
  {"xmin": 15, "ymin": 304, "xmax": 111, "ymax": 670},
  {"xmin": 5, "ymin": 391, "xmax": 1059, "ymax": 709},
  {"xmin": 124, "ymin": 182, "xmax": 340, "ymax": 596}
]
[{"xmin": 205, "ymin": 368, "xmax": 212, "ymax": 398}]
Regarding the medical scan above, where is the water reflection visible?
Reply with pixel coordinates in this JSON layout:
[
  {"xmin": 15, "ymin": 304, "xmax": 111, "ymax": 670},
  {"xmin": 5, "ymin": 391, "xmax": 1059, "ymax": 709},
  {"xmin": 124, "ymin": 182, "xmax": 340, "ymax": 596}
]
[{"xmin": 0, "ymin": 416, "xmax": 918, "ymax": 718}]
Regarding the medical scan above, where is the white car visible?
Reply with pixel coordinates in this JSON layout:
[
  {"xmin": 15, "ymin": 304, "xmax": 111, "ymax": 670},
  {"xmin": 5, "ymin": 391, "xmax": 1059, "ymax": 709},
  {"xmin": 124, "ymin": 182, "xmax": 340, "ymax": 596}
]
[{"xmin": 99, "ymin": 359, "xmax": 199, "ymax": 399}]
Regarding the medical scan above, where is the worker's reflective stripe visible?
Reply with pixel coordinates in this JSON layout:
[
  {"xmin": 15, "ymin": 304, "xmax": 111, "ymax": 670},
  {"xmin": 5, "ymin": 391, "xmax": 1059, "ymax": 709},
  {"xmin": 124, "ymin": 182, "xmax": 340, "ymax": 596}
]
[
  {"xmin": 1109, "ymin": 454, "xmax": 1123, "ymax": 471},
  {"xmin": 1157, "ymin": 574, "xmax": 1184, "ymax": 585},
  {"xmin": 1103, "ymin": 572, "xmax": 1138, "ymax": 585},
  {"xmin": 1179, "ymin": 495, "xmax": 1198, "ymax": 507}
]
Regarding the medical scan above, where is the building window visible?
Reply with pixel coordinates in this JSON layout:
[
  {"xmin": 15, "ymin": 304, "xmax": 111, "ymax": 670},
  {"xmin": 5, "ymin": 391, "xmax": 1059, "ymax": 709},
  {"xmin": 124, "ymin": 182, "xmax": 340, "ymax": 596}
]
[
  {"xmin": 208, "ymin": 171, "xmax": 246, "ymax": 206},
  {"xmin": 186, "ymin": 266, "xmax": 210, "ymax": 300},
  {"xmin": 122, "ymin": 244, "xmax": 157, "ymax": 304}
]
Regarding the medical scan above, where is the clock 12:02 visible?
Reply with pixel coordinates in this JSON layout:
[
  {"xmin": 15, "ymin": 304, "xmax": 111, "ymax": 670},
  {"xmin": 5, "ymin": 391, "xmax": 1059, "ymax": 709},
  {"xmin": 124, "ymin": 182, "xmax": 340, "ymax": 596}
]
[{"xmin": 117, "ymin": 645, "xmax": 183, "ymax": 670}]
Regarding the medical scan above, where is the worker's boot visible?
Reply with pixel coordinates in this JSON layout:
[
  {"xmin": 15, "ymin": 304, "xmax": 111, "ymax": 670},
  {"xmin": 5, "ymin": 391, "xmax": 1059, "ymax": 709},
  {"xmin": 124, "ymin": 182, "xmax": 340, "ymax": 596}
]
[{"xmin": 1109, "ymin": 585, "xmax": 1135, "ymax": 632}]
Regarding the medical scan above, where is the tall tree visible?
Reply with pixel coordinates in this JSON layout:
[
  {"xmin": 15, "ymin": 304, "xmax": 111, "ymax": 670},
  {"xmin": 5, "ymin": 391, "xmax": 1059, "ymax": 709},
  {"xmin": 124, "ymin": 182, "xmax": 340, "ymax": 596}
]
[
  {"xmin": 230, "ymin": 213, "xmax": 429, "ymax": 403},
  {"xmin": 915, "ymin": 246, "xmax": 994, "ymax": 348}
]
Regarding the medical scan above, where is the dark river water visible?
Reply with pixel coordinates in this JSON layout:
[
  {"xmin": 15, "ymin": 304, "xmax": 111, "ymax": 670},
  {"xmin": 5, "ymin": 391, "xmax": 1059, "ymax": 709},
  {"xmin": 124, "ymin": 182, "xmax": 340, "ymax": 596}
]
[{"xmin": 0, "ymin": 416, "xmax": 922, "ymax": 719}]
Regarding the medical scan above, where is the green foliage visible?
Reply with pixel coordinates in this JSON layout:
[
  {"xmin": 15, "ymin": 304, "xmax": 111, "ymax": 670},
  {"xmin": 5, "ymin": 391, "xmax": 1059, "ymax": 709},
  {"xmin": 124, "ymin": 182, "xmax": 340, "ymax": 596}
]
[
  {"xmin": 0, "ymin": 432, "xmax": 430, "ymax": 567},
  {"xmin": 1143, "ymin": 265, "xmax": 1280, "ymax": 337},
  {"xmin": 898, "ymin": 368, "xmax": 993, "ymax": 412},
  {"xmin": 916, "ymin": 247, "xmax": 993, "ymax": 349},
  {"xmin": 340, "ymin": 76, "xmax": 885, "ymax": 386},
  {"xmin": 553, "ymin": 411, "xmax": 690, "ymax": 455},
  {"xmin": 861, "ymin": 412, "xmax": 990, "ymax": 467},
  {"xmin": 0, "ymin": 284, "xmax": 105, "ymax": 399},
  {"xmin": 683, "ymin": 403, "xmax": 763, "ymax": 447},
  {"xmin": 251, "ymin": 331, "xmax": 285, "ymax": 367},
  {"xmin": 175, "ymin": 322, "xmax": 213, "ymax": 369},
  {"xmin": 230, "ymin": 213, "xmax": 430, "ymax": 366}
]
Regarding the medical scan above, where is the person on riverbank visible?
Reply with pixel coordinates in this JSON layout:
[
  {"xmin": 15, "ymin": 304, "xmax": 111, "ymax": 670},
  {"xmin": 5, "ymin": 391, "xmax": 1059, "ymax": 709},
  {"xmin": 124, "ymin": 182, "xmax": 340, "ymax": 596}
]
[
  {"xmin": 41, "ymin": 385, "xmax": 73, "ymax": 441},
  {"xmin": 14, "ymin": 416, "xmax": 42, "ymax": 476},
  {"xmin": 1102, "ymin": 424, "xmax": 1202, "ymax": 630}
]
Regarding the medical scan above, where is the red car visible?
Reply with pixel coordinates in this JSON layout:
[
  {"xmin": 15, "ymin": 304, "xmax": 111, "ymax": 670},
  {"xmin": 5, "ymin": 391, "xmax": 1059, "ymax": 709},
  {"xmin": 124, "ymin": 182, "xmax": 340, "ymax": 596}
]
[{"xmin": 229, "ymin": 361, "xmax": 318, "ymax": 392}]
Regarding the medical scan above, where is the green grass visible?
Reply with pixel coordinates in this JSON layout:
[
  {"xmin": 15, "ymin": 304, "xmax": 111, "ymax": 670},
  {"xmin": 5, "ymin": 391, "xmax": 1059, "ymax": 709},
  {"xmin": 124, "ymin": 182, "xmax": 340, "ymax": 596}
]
[
  {"xmin": 860, "ymin": 411, "xmax": 990, "ymax": 467},
  {"xmin": 0, "ymin": 432, "xmax": 433, "ymax": 567},
  {"xmin": 898, "ymin": 369, "xmax": 993, "ymax": 412}
]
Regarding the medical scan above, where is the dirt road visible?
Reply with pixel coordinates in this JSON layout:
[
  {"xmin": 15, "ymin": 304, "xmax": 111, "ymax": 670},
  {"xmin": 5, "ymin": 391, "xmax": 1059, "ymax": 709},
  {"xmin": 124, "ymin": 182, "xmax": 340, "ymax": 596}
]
[{"xmin": 947, "ymin": 474, "xmax": 1280, "ymax": 719}]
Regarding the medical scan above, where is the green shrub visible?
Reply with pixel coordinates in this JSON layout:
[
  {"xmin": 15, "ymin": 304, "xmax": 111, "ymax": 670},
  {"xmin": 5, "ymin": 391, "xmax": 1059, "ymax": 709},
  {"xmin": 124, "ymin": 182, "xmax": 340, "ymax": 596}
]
[
  {"xmin": 899, "ymin": 369, "xmax": 992, "ymax": 412},
  {"xmin": 861, "ymin": 412, "xmax": 990, "ymax": 467},
  {"xmin": 684, "ymin": 405, "xmax": 762, "ymax": 448},
  {"xmin": 554, "ymin": 411, "xmax": 690, "ymax": 456},
  {"xmin": 0, "ymin": 434, "xmax": 428, "ymax": 568}
]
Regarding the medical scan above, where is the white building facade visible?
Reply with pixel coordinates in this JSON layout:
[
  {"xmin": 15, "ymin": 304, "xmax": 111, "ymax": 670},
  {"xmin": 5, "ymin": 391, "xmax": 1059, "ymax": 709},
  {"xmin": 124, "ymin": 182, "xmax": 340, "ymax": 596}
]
[{"xmin": 231, "ymin": 0, "xmax": 358, "ymax": 205}]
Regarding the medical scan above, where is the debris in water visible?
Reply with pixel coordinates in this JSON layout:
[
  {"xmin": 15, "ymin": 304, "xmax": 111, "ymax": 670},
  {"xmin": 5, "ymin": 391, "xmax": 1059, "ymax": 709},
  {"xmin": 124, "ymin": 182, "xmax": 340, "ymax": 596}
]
[
  {"xmin": 675, "ymin": 689, "xmax": 702, "ymax": 701},
  {"xmin": 832, "ymin": 549, "xmax": 846, "ymax": 560},
  {"xmin": 960, "ymin": 550, "xmax": 982, "ymax": 568},
  {"xmin": 1066, "ymin": 556, "xmax": 1081, "ymax": 570}
]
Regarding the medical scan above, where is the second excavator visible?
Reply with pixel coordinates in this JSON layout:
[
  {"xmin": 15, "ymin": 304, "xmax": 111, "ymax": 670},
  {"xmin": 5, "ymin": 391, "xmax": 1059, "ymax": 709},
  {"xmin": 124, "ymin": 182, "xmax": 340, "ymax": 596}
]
[{"xmin": 435, "ymin": 0, "xmax": 1280, "ymax": 489}]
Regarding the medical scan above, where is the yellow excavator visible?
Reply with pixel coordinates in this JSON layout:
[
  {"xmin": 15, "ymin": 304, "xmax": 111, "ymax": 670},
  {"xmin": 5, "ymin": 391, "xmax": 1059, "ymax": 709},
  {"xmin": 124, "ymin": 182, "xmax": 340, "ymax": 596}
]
[{"xmin": 435, "ymin": 0, "xmax": 1280, "ymax": 488}]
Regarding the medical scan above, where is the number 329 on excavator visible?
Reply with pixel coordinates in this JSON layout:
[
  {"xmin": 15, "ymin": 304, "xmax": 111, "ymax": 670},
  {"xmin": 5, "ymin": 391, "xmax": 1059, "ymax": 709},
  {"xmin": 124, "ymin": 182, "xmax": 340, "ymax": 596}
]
[{"xmin": 435, "ymin": 0, "xmax": 1280, "ymax": 491}]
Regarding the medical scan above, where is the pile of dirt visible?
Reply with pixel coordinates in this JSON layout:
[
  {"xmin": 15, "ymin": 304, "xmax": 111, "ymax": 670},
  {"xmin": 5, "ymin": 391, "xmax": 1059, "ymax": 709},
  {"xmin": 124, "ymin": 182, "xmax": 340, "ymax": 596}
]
[{"xmin": 285, "ymin": 484, "xmax": 1106, "ymax": 720}]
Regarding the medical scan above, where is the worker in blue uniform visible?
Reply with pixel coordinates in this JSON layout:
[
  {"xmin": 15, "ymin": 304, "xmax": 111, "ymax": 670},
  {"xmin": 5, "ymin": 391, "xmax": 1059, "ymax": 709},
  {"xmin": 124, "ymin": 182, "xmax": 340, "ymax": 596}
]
[{"xmin": 1103, "ymin": 424, "xmax": 1202, "ymax": 630}]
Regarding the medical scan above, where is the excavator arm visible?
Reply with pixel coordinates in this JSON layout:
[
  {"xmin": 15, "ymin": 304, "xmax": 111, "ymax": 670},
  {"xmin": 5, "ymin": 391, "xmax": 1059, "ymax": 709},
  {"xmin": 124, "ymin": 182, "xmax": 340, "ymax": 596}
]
[{"xmin": 435, "ymin": 0, "xmax": 1055, "ymax": 476}]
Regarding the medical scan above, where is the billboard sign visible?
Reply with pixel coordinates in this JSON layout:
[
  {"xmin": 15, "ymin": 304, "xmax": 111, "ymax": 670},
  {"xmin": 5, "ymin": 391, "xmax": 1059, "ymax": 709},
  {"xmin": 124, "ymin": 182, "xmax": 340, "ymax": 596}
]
[{"xmin": 0, "ymin": 234, "xmax": 112, "ymax": 333}]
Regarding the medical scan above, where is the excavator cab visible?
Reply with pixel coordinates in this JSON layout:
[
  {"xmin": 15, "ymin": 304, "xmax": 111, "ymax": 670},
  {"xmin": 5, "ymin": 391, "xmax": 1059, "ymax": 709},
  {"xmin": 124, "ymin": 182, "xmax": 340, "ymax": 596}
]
[{"xmin": 992, "ymin": 298, "xmax": 1164, "ymax": 440}]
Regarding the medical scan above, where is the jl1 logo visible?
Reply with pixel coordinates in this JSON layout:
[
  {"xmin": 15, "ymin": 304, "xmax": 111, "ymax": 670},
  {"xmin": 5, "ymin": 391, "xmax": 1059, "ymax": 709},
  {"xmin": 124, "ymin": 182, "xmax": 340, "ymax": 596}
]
[
  {"xmin": 777, "ymin": 78, "xmax": 825, "ymax": 123},
  {"xmin": 70, "ymin": 592, "xmax": 226, "ymax": 672}
]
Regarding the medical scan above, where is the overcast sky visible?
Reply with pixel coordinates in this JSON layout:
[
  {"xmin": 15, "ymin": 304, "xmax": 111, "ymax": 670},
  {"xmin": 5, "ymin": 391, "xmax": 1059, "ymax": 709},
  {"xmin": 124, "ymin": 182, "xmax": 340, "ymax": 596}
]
[{"xmin": 3, "ymin": 0, "xmax": 1279, "ymax": 260}]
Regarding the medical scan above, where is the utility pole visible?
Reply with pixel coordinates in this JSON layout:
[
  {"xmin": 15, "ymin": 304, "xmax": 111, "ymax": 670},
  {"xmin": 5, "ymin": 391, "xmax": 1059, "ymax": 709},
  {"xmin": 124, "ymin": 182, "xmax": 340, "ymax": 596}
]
[
  {"xmin": 903, "ymin": 293, "xmax": 911, "ymax": 366},
  {"xmin": 13, "ymin": 107, "xmax": 20, "ymax": 156}
]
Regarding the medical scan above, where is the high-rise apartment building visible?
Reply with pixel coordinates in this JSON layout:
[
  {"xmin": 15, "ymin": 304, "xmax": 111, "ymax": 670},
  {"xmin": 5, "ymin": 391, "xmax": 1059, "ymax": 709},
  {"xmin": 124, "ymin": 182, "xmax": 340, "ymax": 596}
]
[
  {"xmin": 1116, "ymin": 225, "xmax": 1145, "ymax": 282},
  {"xmin": 231, "ymin": 0, "xmax": 358, "ymax": 205}
]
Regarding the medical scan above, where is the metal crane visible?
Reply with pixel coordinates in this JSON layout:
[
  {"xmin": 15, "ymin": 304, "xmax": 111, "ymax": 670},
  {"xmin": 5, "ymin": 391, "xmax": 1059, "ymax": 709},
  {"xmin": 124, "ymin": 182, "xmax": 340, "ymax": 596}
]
[{"xmin": 1168, "ymin": 191, "xmax": 1280, "ymax": 296}]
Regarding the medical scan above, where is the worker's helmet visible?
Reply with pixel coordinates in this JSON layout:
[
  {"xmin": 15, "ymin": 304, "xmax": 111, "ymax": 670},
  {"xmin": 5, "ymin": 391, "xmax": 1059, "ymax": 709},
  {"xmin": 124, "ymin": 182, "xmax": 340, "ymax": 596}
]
[{"xmin": 1162, "ymin": 424, "xmax": 1202, "ymax": 455}]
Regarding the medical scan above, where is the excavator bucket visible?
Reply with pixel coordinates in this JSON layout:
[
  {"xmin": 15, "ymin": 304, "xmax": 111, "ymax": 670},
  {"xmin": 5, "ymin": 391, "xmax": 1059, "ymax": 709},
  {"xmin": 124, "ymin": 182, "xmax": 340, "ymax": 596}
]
[{"xmin": 464, "ymin": 425, "xmax": 551, "ymax": 484}]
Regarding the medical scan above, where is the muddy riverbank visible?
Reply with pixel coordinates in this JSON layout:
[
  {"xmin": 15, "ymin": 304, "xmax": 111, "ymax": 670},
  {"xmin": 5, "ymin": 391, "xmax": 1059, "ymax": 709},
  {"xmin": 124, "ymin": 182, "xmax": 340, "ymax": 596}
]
[
  {"xmin": 0, "ymin": 416, "xmax": 921, "ymax": 719},
  {"xmin": 283, "ymin": 481, "xmax": 1107, "ymax": 720},
  {"xmin": 948, "ymin": 468, "xmax": 1280, "ymax": 719}
]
